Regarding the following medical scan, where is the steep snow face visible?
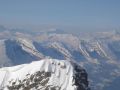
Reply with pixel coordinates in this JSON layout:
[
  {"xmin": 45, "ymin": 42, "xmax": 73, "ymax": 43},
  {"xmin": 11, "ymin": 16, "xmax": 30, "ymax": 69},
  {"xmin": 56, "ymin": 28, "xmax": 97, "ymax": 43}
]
[{"xmin": 0, "ymin": 59, "xmax": 89, "ymax": 90}]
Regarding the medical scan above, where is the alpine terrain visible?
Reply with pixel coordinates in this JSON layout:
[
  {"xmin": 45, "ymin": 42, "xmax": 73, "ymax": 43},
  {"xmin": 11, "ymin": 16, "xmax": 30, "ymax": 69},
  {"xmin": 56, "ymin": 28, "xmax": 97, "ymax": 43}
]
[{"xmin": 0, "ymin": 27, "xmax": 120, "ymax": 90}]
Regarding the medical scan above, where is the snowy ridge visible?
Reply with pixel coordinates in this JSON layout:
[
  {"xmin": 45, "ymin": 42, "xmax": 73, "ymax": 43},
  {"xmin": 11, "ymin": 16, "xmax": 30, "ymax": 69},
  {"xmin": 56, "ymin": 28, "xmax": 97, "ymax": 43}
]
[
  {"xmin": 0, "ymin": 59, "xmax": 89, "ymax": 90},
  {"xmin": 16, "ymin": 38, "xmax": 45, "ymax": 59},
  {"xmin": 49, "ymin": 42, "xmax": 72, "ymax": 59}
]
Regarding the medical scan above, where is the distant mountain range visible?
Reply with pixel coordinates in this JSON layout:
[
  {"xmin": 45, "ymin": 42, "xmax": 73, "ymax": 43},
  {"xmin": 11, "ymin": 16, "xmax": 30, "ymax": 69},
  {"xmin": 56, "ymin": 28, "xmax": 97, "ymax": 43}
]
[{"xmin": 0, "ymin": 25, "xmax": 120, "ymax": 90}]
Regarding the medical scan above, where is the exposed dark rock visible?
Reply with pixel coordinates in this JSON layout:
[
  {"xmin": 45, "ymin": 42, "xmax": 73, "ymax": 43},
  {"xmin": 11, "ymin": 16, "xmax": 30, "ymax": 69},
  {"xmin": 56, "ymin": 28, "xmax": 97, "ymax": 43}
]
[
  {"xmin": 72, "ymin": 64, "xmax": 90, "ymax": 90},
  {"xmin": 7, "ymin": 71, "xmax": 60, "ymax": 90}
]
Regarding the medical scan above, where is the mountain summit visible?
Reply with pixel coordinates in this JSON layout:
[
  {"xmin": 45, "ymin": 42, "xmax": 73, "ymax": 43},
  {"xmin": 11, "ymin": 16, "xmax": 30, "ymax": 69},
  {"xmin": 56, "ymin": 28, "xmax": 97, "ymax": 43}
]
[{"xmin": 0, "ymin": 59, "xmax": 90, "ymax": 90}]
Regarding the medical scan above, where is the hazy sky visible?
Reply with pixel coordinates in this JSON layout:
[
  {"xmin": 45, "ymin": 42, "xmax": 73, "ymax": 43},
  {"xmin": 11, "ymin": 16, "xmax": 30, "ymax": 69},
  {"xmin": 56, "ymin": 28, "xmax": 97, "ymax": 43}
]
[{"xmin": 0, "ymin": 0, "xmax": 120, "ymax": 32}]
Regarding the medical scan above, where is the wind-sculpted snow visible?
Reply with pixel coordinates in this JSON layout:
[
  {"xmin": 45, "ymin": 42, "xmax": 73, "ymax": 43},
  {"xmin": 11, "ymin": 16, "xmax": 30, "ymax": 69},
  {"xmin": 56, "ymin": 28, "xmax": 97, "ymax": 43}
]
[{"xmin": 0, "ymin": 59, "xmax": 90, "ymax": 90}]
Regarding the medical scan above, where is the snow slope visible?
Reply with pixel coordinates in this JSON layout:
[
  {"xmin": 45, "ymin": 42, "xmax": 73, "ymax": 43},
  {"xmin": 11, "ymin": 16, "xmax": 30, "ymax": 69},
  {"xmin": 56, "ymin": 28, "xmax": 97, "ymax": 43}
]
[{"xmin": 0, "ymin": 59, "xmax": 89, "ymax": 90}]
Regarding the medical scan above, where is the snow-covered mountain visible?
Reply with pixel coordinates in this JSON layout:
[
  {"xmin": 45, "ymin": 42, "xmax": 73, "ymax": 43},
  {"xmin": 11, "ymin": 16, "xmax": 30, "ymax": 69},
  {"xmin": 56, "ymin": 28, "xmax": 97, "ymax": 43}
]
[
  {"xmin": 0, "ymin": 59, "xmax": 90, "ymax": 90},
  {"xmin": 0, "ymin": 29, "xmax": 120, "ymax": 90}
]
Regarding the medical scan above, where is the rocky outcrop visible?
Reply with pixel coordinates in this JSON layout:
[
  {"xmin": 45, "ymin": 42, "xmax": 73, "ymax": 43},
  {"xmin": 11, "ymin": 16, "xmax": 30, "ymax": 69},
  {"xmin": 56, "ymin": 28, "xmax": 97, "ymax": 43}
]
[{"xmin": 72, "ymin": 64, "xmax": 90, "ymax": 90}]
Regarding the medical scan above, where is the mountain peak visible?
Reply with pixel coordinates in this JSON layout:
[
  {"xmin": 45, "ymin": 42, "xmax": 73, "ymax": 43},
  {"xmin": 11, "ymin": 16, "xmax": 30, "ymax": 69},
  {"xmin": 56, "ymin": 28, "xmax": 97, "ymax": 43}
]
[{"xmin": 0, "ymin": 59, "xmax": 90, "ymax": 90}]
